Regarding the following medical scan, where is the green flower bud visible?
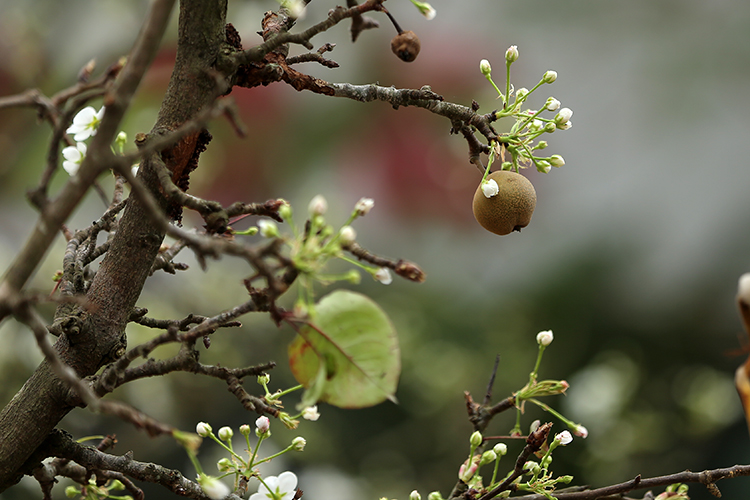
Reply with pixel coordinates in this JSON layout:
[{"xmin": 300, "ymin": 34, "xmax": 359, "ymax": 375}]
[{"xmin": 470, "ymin": 431, "xmax": 483, "ymax": 447}]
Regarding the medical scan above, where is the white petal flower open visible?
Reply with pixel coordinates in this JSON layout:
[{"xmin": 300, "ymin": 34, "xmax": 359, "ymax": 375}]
[
  {"xmin": 66, "ymin": 106, "xmax": 105, "ymax": 142},
  {"xmin": 62, "ymin": 142, "xmax": 87, "ymax": 176},
  {"xmin": 249, "ymin": 471, "xmax": 298, "ymax": 500},
  {"xmin": 302, "ymin": 405, "xmax": 320, "ymax": 421}
]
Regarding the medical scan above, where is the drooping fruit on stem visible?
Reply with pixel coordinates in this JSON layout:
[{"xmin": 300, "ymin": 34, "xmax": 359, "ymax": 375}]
[
  {"xmin": 390, "ymin": 30, "xmax": 421, "ymax": 62},
  {"xmin": 472, "ymin": 170, "xmax": 536, "ymax": 235}
]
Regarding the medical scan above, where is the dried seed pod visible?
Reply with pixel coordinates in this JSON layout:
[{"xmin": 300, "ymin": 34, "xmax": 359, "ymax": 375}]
[{"xmin": 391, "ymin": 30, "xmax": 421, "ymax": 62}]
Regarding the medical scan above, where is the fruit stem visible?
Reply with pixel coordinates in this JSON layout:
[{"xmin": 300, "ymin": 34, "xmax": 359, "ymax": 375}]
[{"xmin": 382, "ymin": 8, "xmax": 405, "ymax": 34}]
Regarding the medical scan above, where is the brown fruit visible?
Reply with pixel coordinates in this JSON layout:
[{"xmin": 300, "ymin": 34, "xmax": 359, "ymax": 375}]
[
  {"xmin": 391, "ymin": 31, "xmax": 421, "ymax": 62},
  {"xmin": 472, "ymin": 171, "xmax": 537, "ymax": 235}
]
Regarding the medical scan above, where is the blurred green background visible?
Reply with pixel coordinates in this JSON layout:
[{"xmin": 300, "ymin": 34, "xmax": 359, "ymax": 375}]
[{"xmin": 1, "ymin": 0, "xmax": 750, "ymax": 499}]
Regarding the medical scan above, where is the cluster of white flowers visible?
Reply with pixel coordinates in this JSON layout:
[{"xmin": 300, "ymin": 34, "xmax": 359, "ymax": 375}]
[{"xmin": 61, "ymin": 106, "xmax": 104, "ymax": 176}]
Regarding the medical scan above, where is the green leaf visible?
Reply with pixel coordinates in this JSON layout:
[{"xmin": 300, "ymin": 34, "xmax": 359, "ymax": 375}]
[{"xmin": 288, "ymin": 290, "xmax": 400, "ymax": 409}]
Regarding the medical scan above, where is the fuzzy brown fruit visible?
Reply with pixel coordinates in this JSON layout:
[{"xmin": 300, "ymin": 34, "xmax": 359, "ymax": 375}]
[
  {"xmin": 472, "ymin": 170, "xmax": 537, "ymax": 235},
  {"xmin": 390, "ymin": 31, "xmax": 421, "ymax": 62}
]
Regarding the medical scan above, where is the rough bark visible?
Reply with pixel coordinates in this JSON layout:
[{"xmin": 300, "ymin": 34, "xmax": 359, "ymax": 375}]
[{"xmin": 0, "ymin": 0, "xmax": 229, "ymax": 490}]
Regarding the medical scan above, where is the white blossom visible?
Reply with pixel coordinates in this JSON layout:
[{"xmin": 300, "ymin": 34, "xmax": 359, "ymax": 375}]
[
  {"xmin": 302, "ymin": 405, "xmax": 320, "ymax": 421},
  {"xmin": 555, "ymin": 107, "xmax": 573, "ymax": 124},
  {"xmin": 374, "ymin": 267, "xmax": 392, "ymax": 285},
  {"xmin": 505, "ymin": 45, "xmax": 519, "ymax": 63},
  {"xmin": 338, "ymin": 226, "xmax": 356, "ymax": 245},
  {"xmin": 62, "ymin": 142, "xmax": 87, "ymax": 176},
  {"xmin": 291, "ymin": 436, "xmax": 306, "ymax": 451},
  {"xmin": 249, "ymin": 471, "xmax": 298, "ymax": 500},
  {"xmin": 218, "ymin": 426, "xmax": 233, "ymax": 441},
  {"xmin": 481, "ymin": 179, "xmax": 499, "ymax": 198},
  {"xmin": 257, "ymin": 220, "xmax": 278, "ymax": 238},
  {"xmin": 255, "ymin": 415, "xmax": 270, "ymax": 435},
  {"xmin": 574, "ymin": 425, "xmax": 589, "ymax": 438},
  {"xmin": 196, "ymin": 422, "xmax": 212, "ymax": 437},
  {"xmin": 198, "ymin": 474, "xmax": 230, "ymax": 500},
  {"xmin": 479, "ymin": 59, "xmax": 492, "ymax": 76},
  {"xmin": 66, "ymin": 106, "xmax": 105, "ymax": 142},
  {"xmin": 308, "ymin": 195, "xmax": 327, "ymax": 216},
  {"xmin": 354, "ymin": 197, "xmax": 374, "ymax": 216},
  {"xmin": 536, "ymin": 330, "xmax": 554, "ymax": 346},
  {"xmin": 555, "ymin": 430, "xmax": 573, "ymax": 445}
]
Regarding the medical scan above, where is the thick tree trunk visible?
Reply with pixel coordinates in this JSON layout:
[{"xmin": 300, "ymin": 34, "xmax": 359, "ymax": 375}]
[{"xmin": 0, "ymin": 0, "xmax": 229, "ymax": 490}]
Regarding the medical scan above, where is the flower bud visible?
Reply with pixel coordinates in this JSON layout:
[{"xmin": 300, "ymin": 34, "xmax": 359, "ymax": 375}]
[
  {"xmin": 470, "ymin": 431, "xmax": 483, "ymax": 447},
  {"xmin": 257, "ymin": 219, "xmax": 279, "ymax": 238},
  {"xmin": 374, "ymin": 267, "xmax": 392, "ymax": 285},
  {"xmin": 573, "ymin": 425, "xmax": 588, "ymax": 438},
  {"xmin": 555, "ymin": 430, "xmax": 573, "ymax": 445},
  {"xmin": 339, "ymin": 225, "xmax": 356, "ymax": 245},
  {"xmin": 479, "ymin": 450, "xmax": 497, "ymax": 465},
  {"xmin": 555, "ymin": 107, "xmax": 573, "ymax": 124},
  {"xmin": 345, "ymin": 269, "xmax": 361, "ymax": 284},
  {"xmin": 355, "ymin": 197, "xmax": 374, "ymax": 216},
  {"xmin": 515, "ymin": 87, "xmax": 529, "ymax": 100},
  {"xmin": 536, "ymin": 330, "xmax": 554, "ymax": 346},
  {"xmin": 65, "ymin": 486, "xmax": 80, "ymax": 498},
  {"xmin": 258, "ymin": 373, "xmax": 271, "ymax": 385},
  {"xmin": 217, "ymin": 458, "xmax": 233, "ymax": 472},
  {"xmin": 480, "ymin": 59, "xmax": 492, "ymax": 76},
  {"xmin": 542, "ymin": 70, "xmax": 557, "ymax": 83},
  {"xmin": 545, "ymin": 97, "xmax": 560, "ymax": 111},
  {"xmin": 428, "ymin": 492, "xmax": 443, "ymax": 500},
  {"xmin": 412, "ymin": 1, "xmax": 436, "ymax": 20},
  {"xmin": 557, "ymin": 119, "xmax": 572, "ymax": 130},
  {"xmin": 292, "ymin": 436, "xmax": 306, "ymax": 451},
  {"xmin": 410, "ymin": 490, "xmax": 422, "ymax": 500},
  {"xmin": 278, "ymin": 202, "xmax": 292, "ymax": 221},
  {"xmin": 537, "ymin": 160, "xmax": 551, "ymax": 174},
  {"xmin": 197, "ymin": 474, "xmax": 230, "ymax": 500},
  {"xmin": 505, "ymin": 45, "xmax": 519, "ymax": 63},
  {"xmin": 239, "ymin": 424, "xmax": 251, "ymax": 436},
  {"xmin": 544, "ymin": 122, "xmax": 557, "ymax": 133},
  {"xmin": 196, "ymin": 422, "xmax": 212, "ymax": 437},
  {"xmin": 218, "ymin": 426, "xmax": 233, "ymax": 442},
  {"xmin": 549, "ymin": 155, "xmax": 565, "ymax": 167},
  {"xmin": 493, "ymin": 443, "xmax": 508, "ymax": 456},
  {"xmin": 536, "ymin": 141, "xmax": 548, "ymax": 149},
  {"xmin": 255, "ymin": 416, "xmax": 270, "ymax": 436},
  {"xmin": 308, "ymin": 195, "xmax": 327, "ymax": 216}
]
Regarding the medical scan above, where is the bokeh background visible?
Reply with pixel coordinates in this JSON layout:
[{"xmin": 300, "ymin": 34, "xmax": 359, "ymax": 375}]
[{"xmin": 1, "ymin": 0, "xmax": 750, "ymax": 499}]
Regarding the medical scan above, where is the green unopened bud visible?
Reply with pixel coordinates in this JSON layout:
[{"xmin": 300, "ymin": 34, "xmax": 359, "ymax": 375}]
[
  {"xmin": 239, "ymin": 424, "xmax": 251, "ymax": 436},
  {"xmin": 479, "ymin": 450, "xmax": 497, "ymax": 466},
  {"xmin": 515, "ymin": 87, "xmax": 529, "ymax": 100},
  {"xmin": 173, "ymin": 430, "xmax": 202, "ymax": 453},
  {"xmin": 409, "ymin": 490, "xmax": 422, "ymax": 500},
  {"xmin": 278, "ymin": 202, "xmax": 292, "ymax": 221},
  {"xmin": 470, "ymin": 431, "xmax": 483, "ymax": 447},
  {"xmin": 217, "ymin": 457, "xmax": 233, "ymax": 472},
  {"xmin": 480, "ymin": 59, "xmax": 492, "ymax": 76},
  {"xmin": 257, "ymin": 373, "xmax": 270, "ymax": 386},
  {"xmin": 65, "ymin": 486, "xmax": 80, "ymax": 498},
  {"xmin": 559, "ymin": 475, "xmax": 574, "ymax": 484},
  {"xmin": 544, "ymin": 122, "xmax": 556, "ymax": 133},
  {"xmin": 536, "ymin": 141, "xmax": 548, "ymax": 150},
  {"xmin": 537, "ymin": 160, "xmax": 551, "ymax": 174},
  {"xmin": 427, "ymin": 492, "xmax": 444, "ymax": 500},
  {"xmin": 345, "ymin": 269, "xmax": 361, "ymax": 284}
]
